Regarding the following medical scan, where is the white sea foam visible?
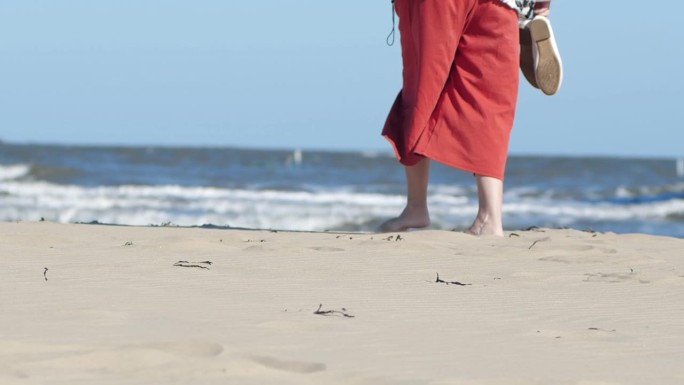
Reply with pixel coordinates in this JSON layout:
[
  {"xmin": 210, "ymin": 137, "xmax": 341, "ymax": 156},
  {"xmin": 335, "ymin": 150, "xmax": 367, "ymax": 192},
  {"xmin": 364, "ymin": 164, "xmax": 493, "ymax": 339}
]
[
  {"xmin": 2, "ymin": 179, "xmax": 683, "ymax": 232},
  {"xmin": 0, "ymin": 164, "xmax": 30, "ymax": 181},
  {"xmin": 0, "ymin": 180, "xmax": 411, "ymax": 230},
  {"xmin": 505, "ymin": 199, "xmax": 684, "ymax": 220}
]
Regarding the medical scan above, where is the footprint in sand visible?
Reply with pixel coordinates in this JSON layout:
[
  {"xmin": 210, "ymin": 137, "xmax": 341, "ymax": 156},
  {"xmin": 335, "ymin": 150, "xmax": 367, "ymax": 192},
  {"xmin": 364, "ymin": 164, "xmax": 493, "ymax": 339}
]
[
  {"xmin": 308, "ymin": 246, "xmax": 344, "ymax": 252},
  {"xmin": 30, "ymin": 342, "xmax": 224, "ymax": 372},
  {"xmin": 243, "ymin": 244, "xmax": 272, "ymax": 252},
  {"xmin": 583, "ymin": 272, "xmax": 649, "ymax": 284},
  {"xmin": 0, "ymin": 366, "xmax": 29, "ymax": 380},
  {"xmin": 70, "ymin": 310, "xmax": 131, "ymax": 326},
  {"xmin": 250, "ymin": 355, "xmax": 326, "ymax": 374},
  {"xmin": 140, "ymin": 341, "xmax": 224, "ymax": 358},
  {"xmin": 538, "ymin": 245, "xmax": 620, "ymax": 264},
  {"xmin": 539, "ymin": 255, "xmax": 615, "ymax": 265}
]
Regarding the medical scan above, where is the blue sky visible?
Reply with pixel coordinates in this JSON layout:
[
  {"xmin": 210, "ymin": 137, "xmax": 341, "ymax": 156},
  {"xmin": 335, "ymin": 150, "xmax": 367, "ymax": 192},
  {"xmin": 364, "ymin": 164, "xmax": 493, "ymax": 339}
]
[{"xmin": 1, "ymin": 1, "xmax": 683, "ymax": 158}]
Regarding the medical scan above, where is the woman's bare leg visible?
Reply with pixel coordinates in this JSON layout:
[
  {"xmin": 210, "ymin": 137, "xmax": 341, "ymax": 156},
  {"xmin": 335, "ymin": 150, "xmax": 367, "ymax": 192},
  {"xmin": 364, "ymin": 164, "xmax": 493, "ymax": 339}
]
[
  {"xmin": 468, "ymin": 175, "xmax": 504, "ymax": 236},
  {"xmin": 377, "ymin": 158, "xmax": 431, "ymax": 232}
]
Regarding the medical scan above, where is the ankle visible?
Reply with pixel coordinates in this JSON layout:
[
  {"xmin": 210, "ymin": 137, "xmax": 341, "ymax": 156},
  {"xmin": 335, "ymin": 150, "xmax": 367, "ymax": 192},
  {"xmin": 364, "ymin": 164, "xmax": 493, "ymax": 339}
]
[
  {"xmin": 469, "ymin": 213, "xmax": 503, "ymax": 237},
  {"xmin": 405, "ymin": 203, "xmax": 428, "ymax": 214}
]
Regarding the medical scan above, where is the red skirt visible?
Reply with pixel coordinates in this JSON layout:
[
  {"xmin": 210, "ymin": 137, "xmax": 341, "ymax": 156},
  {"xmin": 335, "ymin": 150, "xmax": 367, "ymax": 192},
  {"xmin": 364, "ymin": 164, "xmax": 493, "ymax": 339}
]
[{"xmin": 382, "ymin": 0, "xmax": 520, "ymax": 180}]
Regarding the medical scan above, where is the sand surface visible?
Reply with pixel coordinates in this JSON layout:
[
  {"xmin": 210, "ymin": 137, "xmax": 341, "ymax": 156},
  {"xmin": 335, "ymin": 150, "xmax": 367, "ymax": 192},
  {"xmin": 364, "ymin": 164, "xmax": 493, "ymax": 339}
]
[{"xmin": 1, "ymin": 221, "xmax": 683, "ymax": 384}]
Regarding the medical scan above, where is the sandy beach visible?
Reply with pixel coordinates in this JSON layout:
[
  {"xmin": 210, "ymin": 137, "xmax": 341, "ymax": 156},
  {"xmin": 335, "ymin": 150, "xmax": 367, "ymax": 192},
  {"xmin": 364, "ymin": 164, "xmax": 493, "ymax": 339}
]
[{"xmin": 1, "ymin": 221, "xmax": 683, "ymax": 384}]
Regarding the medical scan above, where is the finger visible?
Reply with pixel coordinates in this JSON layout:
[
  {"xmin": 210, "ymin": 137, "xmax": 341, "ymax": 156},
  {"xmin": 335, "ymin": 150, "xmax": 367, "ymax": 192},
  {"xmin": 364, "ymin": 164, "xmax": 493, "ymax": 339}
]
[{"xmin": 535, "ymin": 9, "xmax": 550, "ymax": 17}]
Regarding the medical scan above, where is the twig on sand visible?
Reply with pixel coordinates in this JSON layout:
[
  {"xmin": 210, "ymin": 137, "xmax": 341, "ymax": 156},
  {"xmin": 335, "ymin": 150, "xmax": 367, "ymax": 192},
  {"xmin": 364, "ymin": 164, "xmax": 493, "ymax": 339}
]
[
  {"xmin": 588, "ymin": 327, "xmax": 616, "ymax": 333},
  {"xmin": 43, "ymin": 267, "xmax": 48, "ymax": 281},
  {"xmin": 173, "ymin": 260, "xmax": 213, "ymax": 270},
  {"xmin": 314, "ymin": 304, "xmax": 355, "ymax": 318},
  {"xmin": 528, "ymin": 240, "xmax": 541, "ymax": 250},
  {"xmin": 382, "ymin": 234, "xmax": 404, "ymax": 241},
  {"xmin": 435, "ymin": 273, "xmax": 471, "ymax": 287}
]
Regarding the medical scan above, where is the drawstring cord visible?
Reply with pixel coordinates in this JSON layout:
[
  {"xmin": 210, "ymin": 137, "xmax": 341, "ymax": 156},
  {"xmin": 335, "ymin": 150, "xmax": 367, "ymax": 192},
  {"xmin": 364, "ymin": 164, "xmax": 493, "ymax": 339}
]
[{"xmin": 386, "ymin": 0, "xmax": 396, "ymax": 46}]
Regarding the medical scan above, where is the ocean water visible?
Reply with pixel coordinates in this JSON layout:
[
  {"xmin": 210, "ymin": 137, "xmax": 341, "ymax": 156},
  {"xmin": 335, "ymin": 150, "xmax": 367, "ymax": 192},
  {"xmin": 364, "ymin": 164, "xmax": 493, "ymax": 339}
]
[{"xmin": 2, "ymin": 143, "xmax": 684, "ymax": 238}]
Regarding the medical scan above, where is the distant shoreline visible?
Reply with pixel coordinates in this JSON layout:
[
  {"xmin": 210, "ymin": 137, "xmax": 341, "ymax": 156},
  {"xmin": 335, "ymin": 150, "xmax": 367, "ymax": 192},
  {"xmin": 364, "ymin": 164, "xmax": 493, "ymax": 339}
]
[{"xmin": 1, "ymin": 140, "xmax": 681, "ymax": 161}]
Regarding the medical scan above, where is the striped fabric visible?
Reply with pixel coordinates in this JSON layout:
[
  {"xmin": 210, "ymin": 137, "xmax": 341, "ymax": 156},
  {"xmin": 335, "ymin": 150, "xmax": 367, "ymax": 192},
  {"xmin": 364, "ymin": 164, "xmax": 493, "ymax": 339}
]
[{"xmin": 501, "ymin": 0, "xmax": 536, "ymax": 19}]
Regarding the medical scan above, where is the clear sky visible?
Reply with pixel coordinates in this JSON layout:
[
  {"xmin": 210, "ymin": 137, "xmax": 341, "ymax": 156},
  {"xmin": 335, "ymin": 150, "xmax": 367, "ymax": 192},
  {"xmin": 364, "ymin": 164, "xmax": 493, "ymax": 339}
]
[{"xmin": 1, "ymin": 1, "xmax": 683, "ymax": 158}]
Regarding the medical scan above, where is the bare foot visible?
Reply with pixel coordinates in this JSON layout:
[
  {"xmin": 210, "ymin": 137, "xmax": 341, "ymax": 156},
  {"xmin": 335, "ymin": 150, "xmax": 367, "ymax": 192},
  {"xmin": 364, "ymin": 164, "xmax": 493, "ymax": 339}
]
[
  {"xmin": 377, "ymin": 207, "xmax": 430, "ymax": 232},
  {"xmin": 467, "ymin": 215, "xmax": 504, "ymax": 237}
]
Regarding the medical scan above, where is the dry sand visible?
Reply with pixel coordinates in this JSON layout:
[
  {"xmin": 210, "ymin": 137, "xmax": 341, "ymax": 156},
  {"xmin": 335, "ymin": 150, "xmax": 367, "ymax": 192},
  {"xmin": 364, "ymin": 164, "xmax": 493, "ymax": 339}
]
[{"xmin": 1, "ymin": 221, "xmax": 683, "ymax": 384}]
